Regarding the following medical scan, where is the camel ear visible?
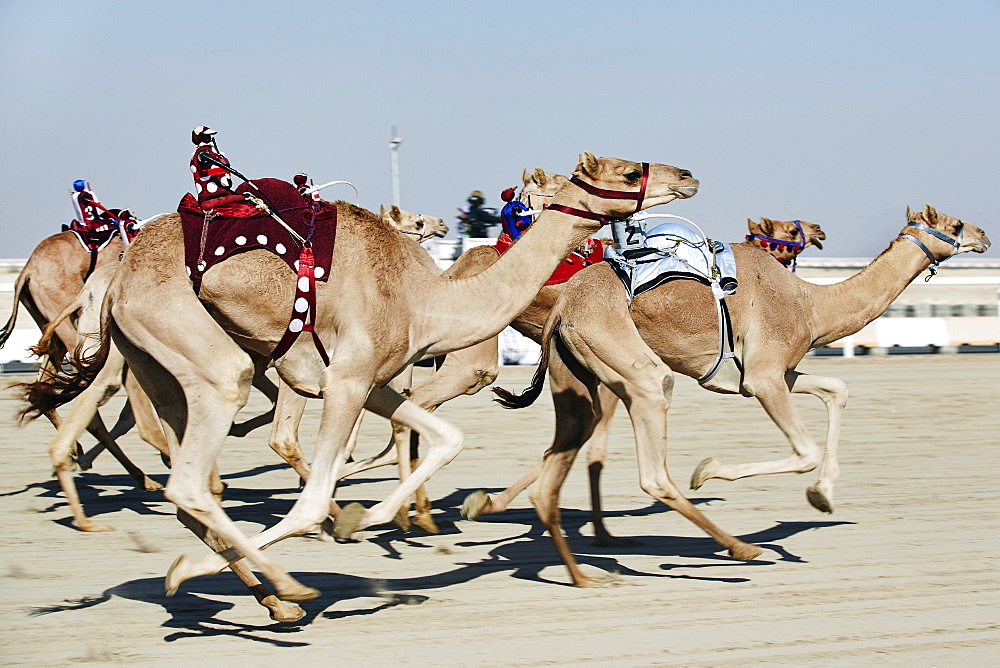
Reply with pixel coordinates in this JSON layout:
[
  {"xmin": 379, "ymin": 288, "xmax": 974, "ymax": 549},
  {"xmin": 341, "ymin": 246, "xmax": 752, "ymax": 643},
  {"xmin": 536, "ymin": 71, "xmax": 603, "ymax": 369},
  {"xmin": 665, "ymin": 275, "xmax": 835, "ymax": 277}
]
[
  {"xmin": 380, "ymin": 204, "xmax": 387, "ymax": 217},
  {"xmin": 922, "ymin": 203, "xmax": 938, "ymax": 224},
  {"xmin": 758, "ymin": 217, "xmax": 776, "ymax": 236},
  {"xmin": 906, "ymin": 205, "xmax": 917, "ymax": 222},
  {"xmin": 533, "ymin": 167, "xmax": 547, "ymax": 186},
  {"xmin": 746, "ymin": 218, "xmax": 762, "ymax": 235},
  {"xmin": 390, "ymin": 205, "xmax": 402, "ymax": 222},
  {"xmin": 577, "ymin": 151, "xmax": 600, "ymax": 179},
  {"xmin": 522, "ymin": 168, "xmax": 532, "ymax": 186}
]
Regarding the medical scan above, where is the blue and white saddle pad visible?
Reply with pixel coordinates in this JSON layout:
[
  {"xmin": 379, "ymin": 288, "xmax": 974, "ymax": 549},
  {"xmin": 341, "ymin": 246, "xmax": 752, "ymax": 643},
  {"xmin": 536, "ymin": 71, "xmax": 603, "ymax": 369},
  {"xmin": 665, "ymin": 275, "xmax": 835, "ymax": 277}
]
[{"xmin": 604, "ymin": 221, "xmax": 738, "ymax": 302}]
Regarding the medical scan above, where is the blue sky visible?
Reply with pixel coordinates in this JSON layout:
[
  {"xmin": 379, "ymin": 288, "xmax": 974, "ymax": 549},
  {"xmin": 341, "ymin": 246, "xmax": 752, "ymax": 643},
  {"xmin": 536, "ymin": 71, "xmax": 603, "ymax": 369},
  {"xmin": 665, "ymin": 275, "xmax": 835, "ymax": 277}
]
[{"xmin": 1, "ymin": 0, "xmax": 997, "ymax": 258}]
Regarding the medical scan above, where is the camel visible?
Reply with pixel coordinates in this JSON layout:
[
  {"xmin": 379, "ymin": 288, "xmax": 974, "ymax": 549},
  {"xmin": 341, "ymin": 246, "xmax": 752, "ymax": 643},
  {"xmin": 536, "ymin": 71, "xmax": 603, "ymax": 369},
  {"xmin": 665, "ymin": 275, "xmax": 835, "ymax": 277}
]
[
  {"xmin": 482, "ymin": 204, "xmax": 989, "ymax": 586},
  {"xmin": 460, "ymin": 215, "xmax": 826, "ymax": 542},
  {"xmin": 0, "ymin": 230, "xmax": 169, "ymax": 490},
  {"xmin": 29, "ymin": 153, "xmax": 699, "ymax": 613},
  {"xmin": 19, "ymin": 208, "xmax": 445, "ymax": 533}
]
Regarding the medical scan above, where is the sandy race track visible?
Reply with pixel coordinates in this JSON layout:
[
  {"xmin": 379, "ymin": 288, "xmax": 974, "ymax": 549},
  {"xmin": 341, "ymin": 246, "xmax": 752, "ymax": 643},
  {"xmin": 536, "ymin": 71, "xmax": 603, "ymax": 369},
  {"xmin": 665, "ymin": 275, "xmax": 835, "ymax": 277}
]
[{"xmin": 0, "ymin": 355, "xmax": 997, "ymax": 665}]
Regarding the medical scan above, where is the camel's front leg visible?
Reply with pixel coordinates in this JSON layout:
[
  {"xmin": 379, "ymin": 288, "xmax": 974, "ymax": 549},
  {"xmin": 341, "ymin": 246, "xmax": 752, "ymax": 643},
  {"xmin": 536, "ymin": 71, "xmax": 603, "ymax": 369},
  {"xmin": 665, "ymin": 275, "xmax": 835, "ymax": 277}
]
[
  {"xmin": 691, "ymin": 370, "xmax": 831, "ymax": 510},
  {"xmin": 787, "ymin": 371, "xmax": 848, "ymax": 512},
  {"xmin": 332, "ymin": 385, "xmax": 463, "ymax": 541}
]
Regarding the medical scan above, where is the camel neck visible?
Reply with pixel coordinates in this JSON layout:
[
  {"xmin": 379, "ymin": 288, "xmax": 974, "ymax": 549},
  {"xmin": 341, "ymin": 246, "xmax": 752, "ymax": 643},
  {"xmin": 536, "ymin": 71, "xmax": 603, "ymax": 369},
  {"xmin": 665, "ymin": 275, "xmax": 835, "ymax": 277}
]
[
  {"xmin": 808, "ymin": 236, "xmax": 931, "ymax": 348},
  {"xmin": 421, "ymin": 192, "xmax": 603, "ymax": 354}
]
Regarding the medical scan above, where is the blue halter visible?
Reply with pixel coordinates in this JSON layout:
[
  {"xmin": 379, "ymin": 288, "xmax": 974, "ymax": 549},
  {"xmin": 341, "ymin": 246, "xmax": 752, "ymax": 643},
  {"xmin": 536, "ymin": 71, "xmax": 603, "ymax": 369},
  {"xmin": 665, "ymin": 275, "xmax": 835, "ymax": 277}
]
[{"xmin": 898, "ymin": 220, "xmax": 963, "ymax": 281}]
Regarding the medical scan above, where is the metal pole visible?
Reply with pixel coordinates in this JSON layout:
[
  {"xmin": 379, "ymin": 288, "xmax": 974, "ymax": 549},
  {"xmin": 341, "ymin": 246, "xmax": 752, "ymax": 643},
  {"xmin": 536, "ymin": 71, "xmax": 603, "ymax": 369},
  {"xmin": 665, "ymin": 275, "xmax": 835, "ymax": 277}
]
[{"xmin": 389, "ymin": 126, "xmax": 402, "ymax": 207}]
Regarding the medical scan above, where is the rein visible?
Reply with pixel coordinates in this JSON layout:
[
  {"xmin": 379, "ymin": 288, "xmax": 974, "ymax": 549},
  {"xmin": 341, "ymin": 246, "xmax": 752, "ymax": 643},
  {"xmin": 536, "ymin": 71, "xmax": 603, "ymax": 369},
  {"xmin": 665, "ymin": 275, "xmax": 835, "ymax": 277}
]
[{"xmin": 898, "ymin": 220, "xmax": 963, "ymax": 281}]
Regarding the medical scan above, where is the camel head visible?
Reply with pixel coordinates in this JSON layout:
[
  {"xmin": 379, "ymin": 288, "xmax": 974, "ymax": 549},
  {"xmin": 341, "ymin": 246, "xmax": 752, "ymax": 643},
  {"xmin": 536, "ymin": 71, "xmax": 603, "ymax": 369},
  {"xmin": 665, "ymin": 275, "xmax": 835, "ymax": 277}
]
[
  {"xmin": 380, "ymin": 204, "xmax": 448, "ymax": 241},
  {"xmin": 520, "ymin": 168, "xmax": 569, "ymax": 210},
  {"xmin": 570, "ymin": 152, "xmax": 699, "ymax": 217},
  {"xmin": 747, "ymin": 217, "xmax": 826, "ymax": 251},
  {"xmin": 904, "ymin": 204, "xmax": 990, "ymax": 256}
]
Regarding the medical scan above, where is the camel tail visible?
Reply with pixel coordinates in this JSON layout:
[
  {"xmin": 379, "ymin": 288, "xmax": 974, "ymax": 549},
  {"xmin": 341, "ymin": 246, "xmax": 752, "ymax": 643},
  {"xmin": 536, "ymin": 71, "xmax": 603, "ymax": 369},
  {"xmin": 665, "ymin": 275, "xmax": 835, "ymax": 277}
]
[
  {"xmin": 0, "ymin": 269, "xmax": 29, "ymax": 347},
  {"xmin": 492, "ymin": 316, "xmax": 560, "ymax": 410},
  {"xmin": 14, "ymin": 295, "xmax": 114, "ymax": 423}
]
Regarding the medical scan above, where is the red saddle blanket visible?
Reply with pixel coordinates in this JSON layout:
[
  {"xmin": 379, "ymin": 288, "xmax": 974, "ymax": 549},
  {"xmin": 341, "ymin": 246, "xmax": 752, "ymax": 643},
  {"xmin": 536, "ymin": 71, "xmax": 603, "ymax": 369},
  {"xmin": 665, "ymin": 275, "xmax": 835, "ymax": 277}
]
[
  {"xmin": 179, "ymin": 178, "xmax": 337, "ymax": 292},
  {"xmin": 492, "ymin": 234, "xmax": 603, "ymax": 285}
]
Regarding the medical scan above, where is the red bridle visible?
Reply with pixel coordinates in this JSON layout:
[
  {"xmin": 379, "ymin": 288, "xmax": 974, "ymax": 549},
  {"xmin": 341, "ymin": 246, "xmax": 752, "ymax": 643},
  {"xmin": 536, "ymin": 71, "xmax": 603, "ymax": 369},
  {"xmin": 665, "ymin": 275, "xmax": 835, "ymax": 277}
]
[{"xmin": 546, "ymin": 162, "xmax": 651, "ymax": 223}]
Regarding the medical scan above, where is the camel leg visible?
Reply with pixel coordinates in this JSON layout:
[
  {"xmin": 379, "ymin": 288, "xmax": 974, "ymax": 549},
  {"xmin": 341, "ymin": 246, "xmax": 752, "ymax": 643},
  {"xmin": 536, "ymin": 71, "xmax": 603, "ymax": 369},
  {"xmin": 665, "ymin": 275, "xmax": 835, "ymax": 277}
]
[
  {"xmin": 267, "ymin": 384, "xmax": 311, "ymax": 481},
  {"xmin": 586, "ymin": 385, "xmax": 628, "ymax": 546},
  {"xmin": 122, "ymin": 372, "xmax": 172, "ymax": 463},
  {"xmin": 147, "ymin": 383, "xmax": 304, "ymax": 623},
  {"xmin": 331, "ymin": 385, "xmax": 463, "ymax": 540},
  {"xmin": 558, "ymin": 321, "xmax": 761, "ymax": 563},
  {"xmin": 43, "ymin": 353, "xmax": 135, "ymax": 532},
  {"xmin": 787, "ymin": 372, "xmax": 848, "ymax": 513},
  {"xmin": 690, "ymin": 369, "xmax": 831, "ymax": 511},
  {"xmin": 84, "ymin": 412, "xmax": 162, "ymax": 492},
  {"xmin": 112, "ymin": 299, "xmax": 321, "ymax": 602},
  {"xmin": 229, "ymin": 376, "xmax": 280, "ymax": 438},
  {"xmin": 164, "ymin": 354, "xmax": 376, "ymax": 595},
  {"xmin": 528, "ymin": 350, "xmax": 605, "ymax": 586}
]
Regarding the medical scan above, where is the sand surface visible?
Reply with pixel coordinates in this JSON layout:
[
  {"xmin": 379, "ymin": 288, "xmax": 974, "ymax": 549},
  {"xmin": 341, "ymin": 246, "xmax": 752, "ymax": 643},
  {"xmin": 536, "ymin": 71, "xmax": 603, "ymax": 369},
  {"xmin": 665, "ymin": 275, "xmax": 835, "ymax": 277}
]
[{"xmin": 1, "ymin": 356, "xmax": 997, "ymax": 665}]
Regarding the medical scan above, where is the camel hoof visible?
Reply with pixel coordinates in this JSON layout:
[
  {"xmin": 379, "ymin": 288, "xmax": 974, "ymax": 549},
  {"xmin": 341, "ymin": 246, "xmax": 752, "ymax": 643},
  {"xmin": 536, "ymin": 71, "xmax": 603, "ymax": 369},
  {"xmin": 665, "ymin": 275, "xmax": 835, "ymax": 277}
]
[
  {"xmin": 333, "ymin": 502, "xmax": 365, "ymax": 543},
  {"xmin": 143, "ymin": 478, "xmax": 163, "ymax": 492},
  {"xmin": 263, "ymin": 596, "xmax": 306, "ymax": 623},
  {"xmin": 461, "ymin": 490, "xmax": 490, "ymax": 520},
  {"xmin": 806, "ymin": 483, "xmax": 834, "ymax": 514},
  {"xmin": 165, "ymin": 554, "xmax": 195, "ymax": 596},
  {"xmin": 728, "ymin": 542, "xmax": 762, "ymax": 561},
  {"xmin": 75, "ymin": 520, "xmax": 113, "ymax": 533},
  {"xmin": 412, "ymin": 513, "xmax": 439, "ymax": 535},
  {"xmin": 393, "ymin": 507, "xmax": 411, "ymax": 533},
  {"xmin": 690, "ymin": 457, "xmax": 720, "ymax": 490},
  {"xmin": 571, "ymin": 575, "xmax": 603, "ymax": 588}
]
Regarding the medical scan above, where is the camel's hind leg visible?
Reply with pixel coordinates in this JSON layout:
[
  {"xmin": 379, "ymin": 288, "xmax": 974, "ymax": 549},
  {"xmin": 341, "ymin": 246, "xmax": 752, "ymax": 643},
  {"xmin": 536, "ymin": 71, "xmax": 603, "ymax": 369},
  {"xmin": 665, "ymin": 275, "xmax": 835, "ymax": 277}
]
[
  {"xmin": 528, "ymin": 345, "xmax": 606, "ymax": 587},
  {"xmin": 585, "ymin": 385, "xmax": 627, "ymax": 546},
  {"xmin": 138, "ymin": 366, "xmax": 304, "ymax": 622},
  {"xmin": 557, "ymin": 320, "xmax": 761, "ymax": 564},
  {"xmin": 113, "ymin": 309, "xmax": 320, "ymax": 603},
  {"xmin": 164, "ymin": 352, "xmax": 378, "ymax": 595}
]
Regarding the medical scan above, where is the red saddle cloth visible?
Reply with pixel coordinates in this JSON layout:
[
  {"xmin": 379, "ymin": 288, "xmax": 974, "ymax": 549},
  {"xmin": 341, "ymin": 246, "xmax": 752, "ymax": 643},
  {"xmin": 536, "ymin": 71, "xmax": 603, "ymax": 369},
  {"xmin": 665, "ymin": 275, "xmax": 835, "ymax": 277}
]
[
  {"xmin": 179, "ymin": 178, "xmax": 337, "ymax": 292},
  {"xmin": 492, "ymin": 234, "xmax": 603, "ymax": 285}
]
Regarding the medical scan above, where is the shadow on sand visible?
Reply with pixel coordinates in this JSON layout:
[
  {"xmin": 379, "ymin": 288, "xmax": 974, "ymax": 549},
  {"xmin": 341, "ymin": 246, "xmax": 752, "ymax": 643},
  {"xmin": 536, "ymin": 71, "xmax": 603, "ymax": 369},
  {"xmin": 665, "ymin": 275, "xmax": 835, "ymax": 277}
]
[{"xmin": 26, "ymin": 486, "xmax": 852, "ymax": 646}]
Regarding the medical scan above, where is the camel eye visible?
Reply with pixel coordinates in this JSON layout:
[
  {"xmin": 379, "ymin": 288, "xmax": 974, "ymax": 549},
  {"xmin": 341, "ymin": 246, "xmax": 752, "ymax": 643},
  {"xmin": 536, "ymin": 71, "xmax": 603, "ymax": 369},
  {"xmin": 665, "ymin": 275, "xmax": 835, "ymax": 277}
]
[
  {"xmin": 416, "ymin": 221, "xmax": 424, "ymax": 229},
  {"xmin": 624, "ymin": 170, "xmax": 642, "ymax": 182}
]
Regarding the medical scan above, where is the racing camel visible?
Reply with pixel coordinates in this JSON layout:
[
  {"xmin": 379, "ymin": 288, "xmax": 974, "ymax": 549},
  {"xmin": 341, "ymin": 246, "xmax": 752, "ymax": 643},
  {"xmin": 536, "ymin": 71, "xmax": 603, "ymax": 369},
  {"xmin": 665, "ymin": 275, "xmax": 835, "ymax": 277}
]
[
  {"xmin": 485, "ymin": 204, "xmax": 990, "ymax": 586},
  {"xmin": 461, "ymin": 214, "xmax": 826, "ymax": 542},
  {"xmin": 31, "ymin": 153, "xmax": 699, "ymax": 615}
]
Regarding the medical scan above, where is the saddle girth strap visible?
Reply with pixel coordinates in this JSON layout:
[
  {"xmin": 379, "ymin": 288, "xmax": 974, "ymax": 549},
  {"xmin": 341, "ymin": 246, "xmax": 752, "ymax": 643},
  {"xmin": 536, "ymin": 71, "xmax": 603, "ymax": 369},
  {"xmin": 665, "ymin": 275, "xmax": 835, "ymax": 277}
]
[
  {"xmin": 698, "ymin": 297, "xmax": 736, "ymax": 384},
  {"xmin": 271, "ymin": 245, "xmax": 330, "ymax": 366},
  {"xmin": 84, "ymin": 248, "xmax": 99, "ymax": 281}
]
